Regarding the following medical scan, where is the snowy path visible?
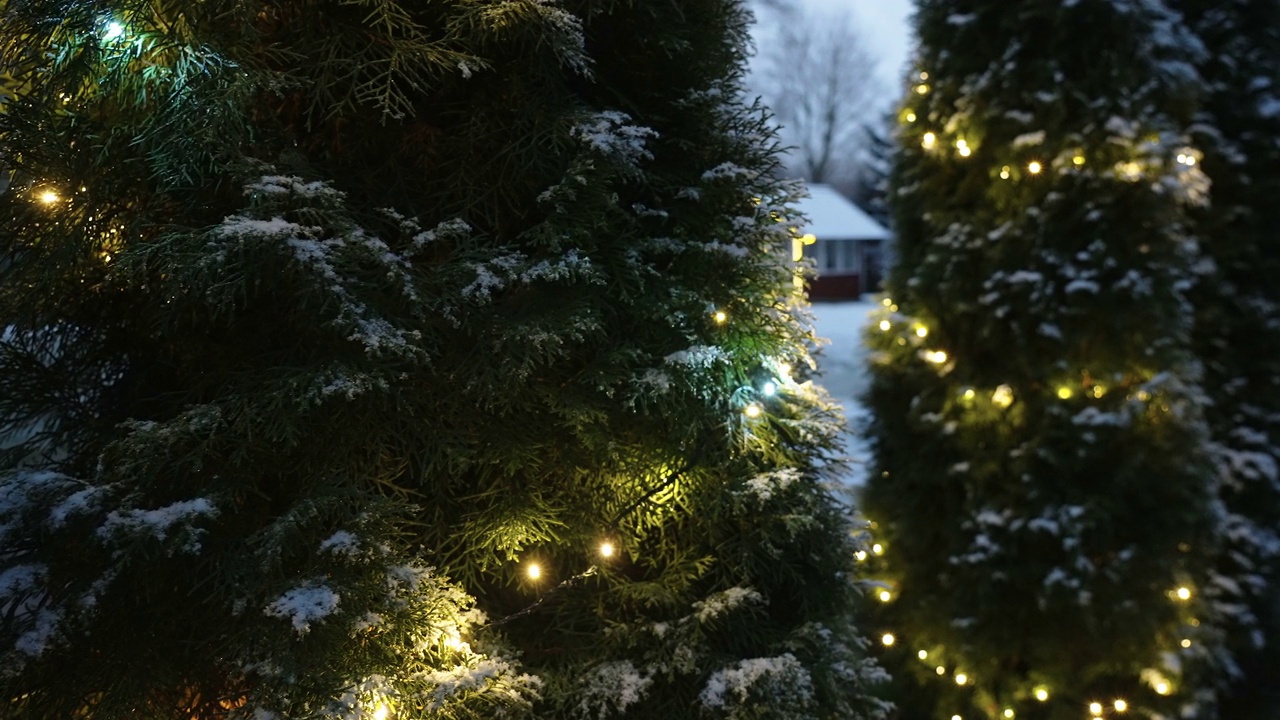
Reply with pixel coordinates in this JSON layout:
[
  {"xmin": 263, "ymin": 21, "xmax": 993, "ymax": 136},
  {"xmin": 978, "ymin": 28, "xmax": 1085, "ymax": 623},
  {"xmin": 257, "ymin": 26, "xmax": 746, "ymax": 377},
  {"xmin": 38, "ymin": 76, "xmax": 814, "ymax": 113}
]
[{"xmin": 810, "ymin": 299, "xmax": 876, "ymax": 486}]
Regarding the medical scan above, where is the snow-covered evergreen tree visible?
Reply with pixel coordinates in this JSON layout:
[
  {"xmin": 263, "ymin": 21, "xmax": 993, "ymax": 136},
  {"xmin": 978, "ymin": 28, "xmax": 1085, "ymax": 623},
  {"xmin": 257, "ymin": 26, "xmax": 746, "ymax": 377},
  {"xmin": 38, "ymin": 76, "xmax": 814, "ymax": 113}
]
[
  {"xmin": 1176, "ymin": 0, "xmax": 1280, "ymax": 714},
  {"xmin": 0, "ymin": 1, "xmax": 886, "ymax": 718},
  {"xmin": 862, "ymin": 1, "xmax": 1224, "ymax": 717}
]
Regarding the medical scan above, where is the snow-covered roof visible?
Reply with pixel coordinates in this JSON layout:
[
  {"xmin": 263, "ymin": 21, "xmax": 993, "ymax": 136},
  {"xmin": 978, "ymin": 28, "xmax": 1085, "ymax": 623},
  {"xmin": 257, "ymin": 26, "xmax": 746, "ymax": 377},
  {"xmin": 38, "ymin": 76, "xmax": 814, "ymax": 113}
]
[{"xmin": 795, "ymin": 184, "xmax": 890, "ymax": 241}]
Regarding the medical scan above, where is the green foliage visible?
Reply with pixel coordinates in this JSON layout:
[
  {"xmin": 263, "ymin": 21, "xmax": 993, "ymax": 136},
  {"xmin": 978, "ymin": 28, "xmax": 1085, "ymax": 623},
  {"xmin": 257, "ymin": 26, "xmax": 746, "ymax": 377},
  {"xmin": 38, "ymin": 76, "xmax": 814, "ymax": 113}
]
[
  {"xmin": 0, "ymin": 0, "xmax": 884, "ymax": 718},
  {"xmin": 863, "ymin": 1, "xmax": 1225, "ymax": 718},
  {"xmin": 1176, "ymin": 0, "xmax": 1280, "ymax": 715}
]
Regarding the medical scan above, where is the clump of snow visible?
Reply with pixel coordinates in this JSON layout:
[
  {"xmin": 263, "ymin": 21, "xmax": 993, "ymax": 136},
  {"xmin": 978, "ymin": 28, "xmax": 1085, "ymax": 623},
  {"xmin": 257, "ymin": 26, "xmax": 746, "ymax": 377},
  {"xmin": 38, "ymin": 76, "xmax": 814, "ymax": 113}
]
[
  {"xmin": 264, "ymin": 580, "xmax": 341, "ymax": 634},
  {"xmin": 322, "ymin": 675, "xmax": 396, "ymax": 720},
  {"xmin": 47, "ymin": 485, "xmax": 110, "ymax": 528},
  {"xmin": 97, "ymin": 498, "xmax": 218, "ymax": 554},
  {"xmin": 575, "ymin": 661, "xmax": 653, "ymax": 719},
  {"xmin": 245, "ymin": 176, "xmax": 345, "ymax": 200},
  {"xmin": 699, "ymin": 654, "xmax": 814, "ymax": 715},
  {"xmin": 316, "ymin": 372, "xmax": 388, "ymax": 401},
  {"xmin": 320, "ymin": 530, "xmax": 361, "ymax": 556},
  {"xmin": 1012, "ymin": 131, "xmax": 1046, "ymax": 148},
  {"xmin": 664, "ymin": 345, "xmax": 726, "ymax": 368},
  {"xmin": 694, "ymin": 586, "xmax": 765, "ymax": 623},
  {"xmin": 411, "ymin": 218, "xmax": 472, "ymax": 252},
  {"xmin": 572, "ymin": 111, "xmax": 657, "ymax": 166},
  {"xmin": 701, "ymin": 162, "xmax": 758, "ymax": 183},
  {"xmin": 637, "ymin": 369, "xmax": 672, "ymax": 393},
  {"xmin": 418, "ymin": 658, "xmax": 542, "ymax": 712},
  {"xmin": 462, "ymin": 253, "xmax": 525, "ymax": 301},
  {"xmin": 741, "ymin": 469, "xmax": 801, "ymax": 503},
  {"xmin": 13, "ymin": 604, "xmax": 64, "ymax": 658}
]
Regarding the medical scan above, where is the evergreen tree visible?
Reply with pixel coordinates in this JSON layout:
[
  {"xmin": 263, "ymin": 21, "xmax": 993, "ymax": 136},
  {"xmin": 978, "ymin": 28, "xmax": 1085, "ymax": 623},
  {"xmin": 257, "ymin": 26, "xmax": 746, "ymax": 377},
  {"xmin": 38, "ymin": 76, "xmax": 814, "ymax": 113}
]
[
  {"xmin": 1176, "ymin": 0, "xmax": 1280, "ymax": 714},
  {"xmin": 862, "ymin": 2, "xmax": 1224, "ymax": 718},
  {"xmin": 0, "ymin": 1, "xmax": 886, "ymax": 718},
  {"xmin": 848, "ymin": 113, "xmax": 894, "ymax": 230}
]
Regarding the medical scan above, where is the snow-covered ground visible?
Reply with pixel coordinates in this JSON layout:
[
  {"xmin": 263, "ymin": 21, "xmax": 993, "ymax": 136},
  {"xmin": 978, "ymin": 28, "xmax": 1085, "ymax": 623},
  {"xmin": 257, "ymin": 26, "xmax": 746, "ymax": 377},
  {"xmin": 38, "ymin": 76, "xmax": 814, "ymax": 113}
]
[{"xmin": 809, "ymin": 299, "xmax": 877, "ymax": 486}]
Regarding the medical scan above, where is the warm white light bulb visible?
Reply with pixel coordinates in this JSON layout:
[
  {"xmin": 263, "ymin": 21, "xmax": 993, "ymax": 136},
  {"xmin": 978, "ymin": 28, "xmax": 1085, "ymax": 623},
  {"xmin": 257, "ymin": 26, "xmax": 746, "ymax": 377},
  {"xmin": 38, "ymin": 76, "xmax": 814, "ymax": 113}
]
[
  {"xmin": 879, "ymin": 320, "xmax": 892, "ymax": 331},
  {"xmin": 927, "ymin": 350, "xmax": 948, "ymax": 364},
  {"xmin": 103, "ymin": 20, "xmax": 125, "ymax": 40},
  {"xmin": 918, "ymin": 650, "xmax": 928, "ymax": 659},
  {"xmin": 762, "ymin": 381, "xmax": 777, "ymax": 396},
  {"xmin": 527, "ymin": 563, "xmax": 542, "ymax": 580},
  {"xmin": 906, "ymin": 112, "xmax": 917, "ymax": 123},
  {"xmin": 915, "ymin": 84, "xmax": 930, "ymax": 95},
  {"xmin": 1000, "ymin": 166, "xmax": 1011, "ymax": 179},
  {"xmin": 744, "ymin": 404, "xmax": 762, "ymax": 418},
  {"xmin": 1090, "ymin": 702, "xmax": 1103, "ymax": 716},
  {"xmin": 855, "ymin": 550, "xmax": 867, "ymax": 561},
  {"xmin": 599, "ymin": 542, "xmax": 615, "ymax": 558},
  {"xmin": 1028, "ymin": 161, "xmax": 1043, "ymax": 174},
  {"xmin": 1114, "ymin": 699, "xmax": 1128, "ymax": 713},
  {"xmin": 1155, "ymin": 682, "xmax": 1170, "ymax": 695},
  {"xmin": 955, "ymin": 673, "xmax": 967, "ymax": 686},
  {"xmin": 372, "ymin": 703, "xmax": 390, "ymax": 720},
  {"xmin": 872, "ymin": 543, "xmax": 884, "ymax": 555},
  {"xmin": 963, "ymin": 388, "xmax": 976, "ymax": 400},
  {"xmin": 881, "ymin": 633, "xmax": 895, "ymax": 646},
  {"xmin": 992, "ymin": 385, "xmax": 1015, "ymax": 408},
  {"xmin": 936, "ymin": 666, "xmax": 946, "ymax": 675},
  {"xmin": 1034, "ymin": 688, "xmax": 1049, "ymax": 702},
  {"xmin": 1003, "ymin": 710, "xmax": 1014, "ymax": 719},
  {"xmin": 1057, "ymin": 386, "xmax": 1074, "ymax": 400},
  {"xmin": 958, "ymin": 145, "xmax": 972, "ymax": 157},
  {"xmin": 916, "ymin": 326, "xmax": 928, "ymax": 338},
  {"xmin": 38, "ymin": 190, "xmax": 60, "ymax": 205},
  {"xmin": 1176, "ymin": 587, "xmax": 1191, "ymax": 601},
  {"xmin": 922, "ymin": 132, "xmax": 937, "ymax": 149},
  {"xmin": 1181, "ymin": 638, "xmax": 1192, "ymax": 648},
  {"xmin": 713, "ymin": 310, "xmax": 727, "ymax": 324},
  {"xmin": 878, "ymin": 590, "xmax": 892, "ymax": 603}
]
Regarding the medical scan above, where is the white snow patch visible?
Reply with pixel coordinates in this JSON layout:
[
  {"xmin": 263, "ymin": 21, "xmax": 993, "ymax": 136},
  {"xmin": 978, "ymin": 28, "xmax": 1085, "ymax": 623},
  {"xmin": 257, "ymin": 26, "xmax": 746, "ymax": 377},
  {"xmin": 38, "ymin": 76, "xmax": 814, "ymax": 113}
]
[
  {"xmin": 97, "ymin": 498, "xmax": 218, "ymax": 552},
  {"xmin": 664, "ymin": 345, "xmax": 726, "ymax": 368},
  {"xmin": 699, "ymin": 654, "xmax": 813, "ymax": 711},
  {"xmin": 1012, "ymin": 131, "xmax": 1046, "ymax": 148},
  {"xmin": 264, "ymin": 580, "xmax": 341, "ymax": 634},
  {"xmin": 694, "ymin": 586, "xmax": 764, "ymax": 623},
  {"xmin": 742, "ymin": 469, "xmax": 802, "ymax": 503},
  {"xmin": 572, "ymin": 111, "xmax": 657, "ymax": 166},
  {"xmin": 320, "ymin": 530, "xmax": 361, "ymax": 556},
  {"xmin": 576, "ymin": 661, "xmax": 653, "ymax": 718}
]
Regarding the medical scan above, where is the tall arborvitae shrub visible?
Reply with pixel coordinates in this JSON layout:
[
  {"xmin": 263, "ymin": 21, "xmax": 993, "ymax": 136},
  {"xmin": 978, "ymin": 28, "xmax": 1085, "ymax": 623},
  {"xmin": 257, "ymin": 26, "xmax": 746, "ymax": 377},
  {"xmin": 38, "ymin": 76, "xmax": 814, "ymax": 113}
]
[
  {"xmin": 862, "ymin": 2, "xmax": 1224, "ymax": 718},
  {"xmin": 0, "ymin": 1, "xmax": 886, "ymax": 718},
  {"xmin": 1177, "ymin": 0, "xmax": 1280, "ymax": 715}
]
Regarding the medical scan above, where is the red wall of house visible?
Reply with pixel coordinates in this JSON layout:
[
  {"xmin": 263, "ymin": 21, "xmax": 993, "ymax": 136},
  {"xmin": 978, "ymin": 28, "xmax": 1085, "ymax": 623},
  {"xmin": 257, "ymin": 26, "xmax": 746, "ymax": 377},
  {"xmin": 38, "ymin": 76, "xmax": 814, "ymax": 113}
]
[{"xmin": 809, "ymin": 274, "xmax": 861, "ymax": 300}]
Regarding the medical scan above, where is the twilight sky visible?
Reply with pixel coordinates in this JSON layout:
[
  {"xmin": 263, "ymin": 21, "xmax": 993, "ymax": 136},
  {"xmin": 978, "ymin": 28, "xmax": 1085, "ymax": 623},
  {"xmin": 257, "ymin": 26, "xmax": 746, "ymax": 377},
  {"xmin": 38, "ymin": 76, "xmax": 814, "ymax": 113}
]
[{"xmin": 754, "ymin": 0, "xmax": 915, "ymax": 107}]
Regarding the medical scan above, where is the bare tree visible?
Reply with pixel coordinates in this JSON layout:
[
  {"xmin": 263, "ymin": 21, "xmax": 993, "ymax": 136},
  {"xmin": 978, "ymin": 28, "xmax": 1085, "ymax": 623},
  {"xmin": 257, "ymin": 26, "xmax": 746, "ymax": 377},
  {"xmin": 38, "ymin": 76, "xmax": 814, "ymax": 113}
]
[{"xmin": 751, "ymin": 10, "xmax": 881, "ymax": 189}]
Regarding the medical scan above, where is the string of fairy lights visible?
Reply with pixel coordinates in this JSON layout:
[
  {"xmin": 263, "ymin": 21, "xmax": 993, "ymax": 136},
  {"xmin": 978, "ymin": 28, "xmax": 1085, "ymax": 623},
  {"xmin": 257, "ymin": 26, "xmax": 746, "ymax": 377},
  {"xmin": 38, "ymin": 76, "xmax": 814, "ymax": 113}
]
[
  {"xmin": 903, "ymin": 71, "xmax": 1203, "ymax": 186},
  {"xmin": 871, "ymin": 296, "xmax": 1171, "ymax": 408},
  {"xmin": 859, "ymin": 404, "xmax": 1199, "ymax": 719},
  {"xmin": 865, "ymin": 559, "xmax": 1191, "ymax": 718},
  {"xmin": 862, "ymin": 60, "xmax": 1209, "ymax": 719},
  {"xmin": 517, "ymin": 306, "xmax": 798, "ymax": 584}
]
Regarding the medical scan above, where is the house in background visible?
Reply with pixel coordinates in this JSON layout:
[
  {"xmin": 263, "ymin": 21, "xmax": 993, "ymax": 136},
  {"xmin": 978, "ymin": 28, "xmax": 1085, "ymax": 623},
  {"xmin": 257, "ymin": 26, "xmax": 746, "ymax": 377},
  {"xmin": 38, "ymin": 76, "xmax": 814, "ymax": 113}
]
[{"xmin": 794, "ymin": 184, "xmax": 891, "ymax": 300}]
